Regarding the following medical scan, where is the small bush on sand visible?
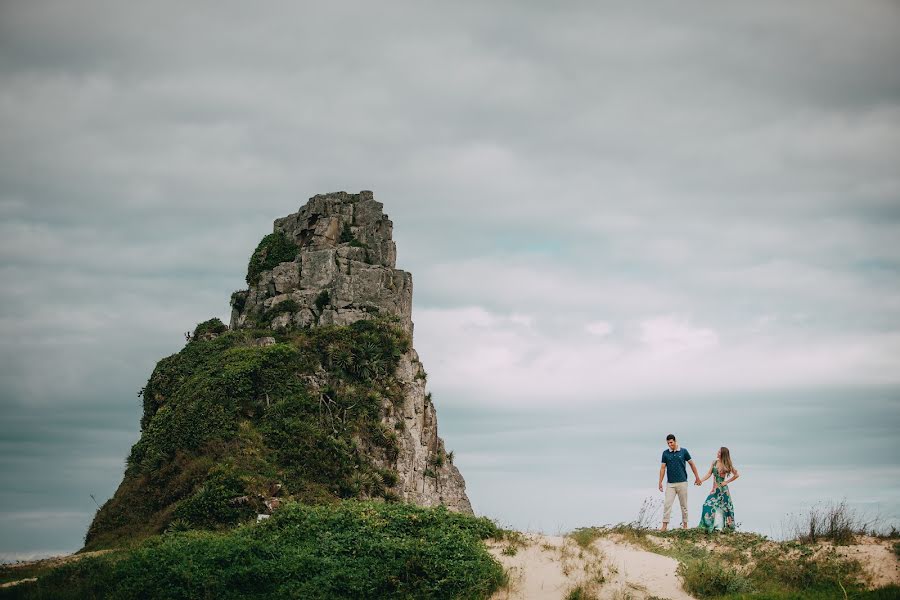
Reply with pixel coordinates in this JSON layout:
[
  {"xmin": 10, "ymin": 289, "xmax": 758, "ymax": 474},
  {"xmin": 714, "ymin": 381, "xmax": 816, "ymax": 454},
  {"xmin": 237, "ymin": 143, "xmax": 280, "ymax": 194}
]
[{"xmin": 678, "ymin": 558, "xmax": 753, "ymax": 597}]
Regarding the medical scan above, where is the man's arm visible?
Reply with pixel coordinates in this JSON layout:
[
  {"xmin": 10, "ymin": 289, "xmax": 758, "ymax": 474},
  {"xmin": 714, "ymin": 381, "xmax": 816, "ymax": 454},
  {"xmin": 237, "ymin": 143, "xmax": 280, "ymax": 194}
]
[
  {"xmin": 699, "ymin": 462, "xmax": 713, "ymax": 484},
  {"xmin": 658, "ymin": 464, "xmax": 666, "ymax": 492},
  {"xmin": 688, "ymin": 459, "xmax": 702, "ymax": 485}
]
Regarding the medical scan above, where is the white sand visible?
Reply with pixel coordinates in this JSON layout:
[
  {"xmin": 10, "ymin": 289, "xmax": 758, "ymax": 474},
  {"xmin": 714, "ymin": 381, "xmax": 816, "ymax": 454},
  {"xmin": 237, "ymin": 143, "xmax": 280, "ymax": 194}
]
[
  {"xmin": 488, "ymin": 533, "xmax": 695, "ymax": 600},
  {"xmin": 835, "ymin": 537, "xmax": 900, "ymax": 588}
]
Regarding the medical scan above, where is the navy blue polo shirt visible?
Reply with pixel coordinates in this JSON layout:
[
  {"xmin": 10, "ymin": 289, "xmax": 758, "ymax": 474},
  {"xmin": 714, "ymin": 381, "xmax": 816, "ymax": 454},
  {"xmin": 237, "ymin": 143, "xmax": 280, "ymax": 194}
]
[{"xmin": 661, "ymin": 447, "xmax": 691, "ymax": 483}]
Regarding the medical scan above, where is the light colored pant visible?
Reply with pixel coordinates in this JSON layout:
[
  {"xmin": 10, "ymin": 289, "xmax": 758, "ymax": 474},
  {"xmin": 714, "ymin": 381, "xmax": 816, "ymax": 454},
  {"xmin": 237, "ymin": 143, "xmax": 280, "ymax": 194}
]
[{"xmin": 663, "ymin": 482, "xmax": 688, "ymax": 524}]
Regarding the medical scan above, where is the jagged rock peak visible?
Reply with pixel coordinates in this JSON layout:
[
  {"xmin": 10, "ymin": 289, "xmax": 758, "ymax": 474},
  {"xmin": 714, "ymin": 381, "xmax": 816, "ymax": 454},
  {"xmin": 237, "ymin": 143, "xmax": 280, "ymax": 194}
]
[
  {"xmin": 273, "ymin": 190, "xmax": 397, "ymax": 269},
  {"xmin": 231, "ymin": 191, "xmax": 413, "ymax": 336}
]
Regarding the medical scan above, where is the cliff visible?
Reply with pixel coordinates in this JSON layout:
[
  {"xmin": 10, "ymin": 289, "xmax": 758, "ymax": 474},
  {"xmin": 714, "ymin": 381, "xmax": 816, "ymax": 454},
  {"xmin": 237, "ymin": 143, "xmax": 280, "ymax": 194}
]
[{"xmin": 85, "ymin": 191, "xmax": 470, "ymax": 550}]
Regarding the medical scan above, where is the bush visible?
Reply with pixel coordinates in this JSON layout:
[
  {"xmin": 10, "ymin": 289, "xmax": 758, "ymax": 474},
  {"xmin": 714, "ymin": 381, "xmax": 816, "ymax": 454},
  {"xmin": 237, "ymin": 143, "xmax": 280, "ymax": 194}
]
[
  {"xmin": 172, "ymin": 467, "xmax": 256, "ymax": 529},
  {"xmin": 192, "ymin": 318, "xmax": 227, "ymax": 339},
  {"xmin": 245, "ymin": 232, "xmax": 299, "ymax": 285},
  {"xmin": 230, "ymin": 290, "xmax": 248, "ymax": 313},
  {"xmin": 7, "ymin": 502, "xmax": 505, "ymax": 600},
  {"xmin": 678, "ymin": 558, "xmax": 753, "ymax": 597}
]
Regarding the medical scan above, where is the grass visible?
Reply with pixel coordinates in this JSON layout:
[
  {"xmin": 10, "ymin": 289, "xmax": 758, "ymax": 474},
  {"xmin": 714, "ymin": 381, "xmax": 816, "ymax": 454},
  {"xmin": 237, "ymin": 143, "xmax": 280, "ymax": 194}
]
[
  {"xmin": 495, "ymin": 528, "xmax": 528, "ymax": 556},
  {"xmin": 784, "ymin": 500, "xmax": 881, "ymax": 545},
  {"xmin": 1, "ymin": 501, "xmax": 506, "ymax": 600},
  {"xmin": 565, "ymin": 585, "xmax": 599, "ymax": 600}
]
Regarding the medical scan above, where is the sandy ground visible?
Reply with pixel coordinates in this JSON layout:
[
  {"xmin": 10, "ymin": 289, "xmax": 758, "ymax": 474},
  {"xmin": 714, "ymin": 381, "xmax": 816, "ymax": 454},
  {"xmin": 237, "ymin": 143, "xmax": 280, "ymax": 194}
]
[
  {"xmin": 488, "ymin": 533, "xmax": 695, "ymax": 600},
  {"xmin": 834, "ymin": 537, "xmax": 900, "ymax": 588},
  {"xmin": 488, "ymin": 532, "xmax": 900, "ymax": 599}
]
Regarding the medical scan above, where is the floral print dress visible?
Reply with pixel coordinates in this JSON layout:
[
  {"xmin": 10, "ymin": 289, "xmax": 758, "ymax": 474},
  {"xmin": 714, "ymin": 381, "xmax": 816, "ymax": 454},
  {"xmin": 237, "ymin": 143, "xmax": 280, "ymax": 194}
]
[{"xmin": 699, "ymin": 460, "xmax": 735, "ymax": 532}]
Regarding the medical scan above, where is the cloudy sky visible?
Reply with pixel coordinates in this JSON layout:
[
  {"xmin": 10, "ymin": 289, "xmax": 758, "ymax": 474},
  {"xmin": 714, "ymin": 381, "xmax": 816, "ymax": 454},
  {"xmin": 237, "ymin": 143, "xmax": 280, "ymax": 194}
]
[{"xmin": 2, "ymin": 1, "xmax": 899, "ymax": 558}]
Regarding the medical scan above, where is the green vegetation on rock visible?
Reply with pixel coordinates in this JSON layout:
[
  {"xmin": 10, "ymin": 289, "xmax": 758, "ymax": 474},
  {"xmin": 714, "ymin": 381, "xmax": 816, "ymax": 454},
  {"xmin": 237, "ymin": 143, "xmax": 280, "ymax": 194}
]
[
  {"xmin": 86, "ymin": 318, "xmax": 411, "ymax": 550},
  {"xmin": 245, "ymin": 231, "xmax": 299, "ymax": 285},
  {"xmin": 2, "ymin": 502, "xmax": 506, "ymax": 600},
  {"xmin": 191, "ymin": 318, "xmax": 227, "ymax": 339}
]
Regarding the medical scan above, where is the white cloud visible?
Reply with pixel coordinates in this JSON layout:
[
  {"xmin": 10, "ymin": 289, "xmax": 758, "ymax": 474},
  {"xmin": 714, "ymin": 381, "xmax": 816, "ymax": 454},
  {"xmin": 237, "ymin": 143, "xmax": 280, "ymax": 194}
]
[
  {"xmin": 638, "ymin": 316, "xmax": 718, "ymax": 356},
  {"xmin": 414, "ymin": 306, "xmax": 900, "ymax": 408},
  {"xmin": 585, "ymin": 321, "xmax": 612, "ymax": 337}
]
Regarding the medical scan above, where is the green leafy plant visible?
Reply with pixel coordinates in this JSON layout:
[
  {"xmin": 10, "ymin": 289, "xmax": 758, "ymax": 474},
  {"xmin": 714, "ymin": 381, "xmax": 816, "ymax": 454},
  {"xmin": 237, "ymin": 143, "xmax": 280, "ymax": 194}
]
[
  {"xmin": 245, "ymin": 232, "xmax": 299, "ymax": 285},
  {"xmin": 9, "ymin": 502, "xmax": 506, "ymax": 600},
  {"xmin": 677, "ymin": 558, "xmax": 753, "ymax": 597},
  {"xmin": 192, "ymin": 318, "xmax": 228, "ymax": 339},
  {"xmin": 230, "ymin": 290, "xmax": 248, "ymax": 313}
]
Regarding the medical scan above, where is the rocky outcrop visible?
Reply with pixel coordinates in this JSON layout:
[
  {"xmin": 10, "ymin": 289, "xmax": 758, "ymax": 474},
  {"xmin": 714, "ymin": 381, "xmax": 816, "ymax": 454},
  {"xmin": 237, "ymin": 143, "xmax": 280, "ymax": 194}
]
[
  {"xmin": 232, "ymin": 191, "xmax": 413, "ymax": 334},
  {"xmin": 231, "ymin": 190, "xmax": 471, "ymax": 513}
]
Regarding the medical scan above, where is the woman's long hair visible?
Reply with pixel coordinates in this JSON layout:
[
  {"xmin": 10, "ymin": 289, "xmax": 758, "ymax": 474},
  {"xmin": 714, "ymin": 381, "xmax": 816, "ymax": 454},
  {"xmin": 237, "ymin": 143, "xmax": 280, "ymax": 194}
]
[{"xmin": 718, "ymin": 447, "xmax": 734, "ymax": 476}]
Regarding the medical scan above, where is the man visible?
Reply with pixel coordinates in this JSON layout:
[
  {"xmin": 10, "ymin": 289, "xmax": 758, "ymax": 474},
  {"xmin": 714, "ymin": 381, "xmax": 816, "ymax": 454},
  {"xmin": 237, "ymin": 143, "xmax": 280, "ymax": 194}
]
[{"xmin": 658, "ymin": 433, "xmax": 701, "ymax": 531}]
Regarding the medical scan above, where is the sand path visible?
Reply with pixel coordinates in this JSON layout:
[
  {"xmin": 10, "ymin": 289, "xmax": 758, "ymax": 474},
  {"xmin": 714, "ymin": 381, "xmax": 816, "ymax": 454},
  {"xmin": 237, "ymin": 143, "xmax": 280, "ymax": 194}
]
[{"xmin": 488, "ymin": 533, "xmax": 695, "ymax": 600}]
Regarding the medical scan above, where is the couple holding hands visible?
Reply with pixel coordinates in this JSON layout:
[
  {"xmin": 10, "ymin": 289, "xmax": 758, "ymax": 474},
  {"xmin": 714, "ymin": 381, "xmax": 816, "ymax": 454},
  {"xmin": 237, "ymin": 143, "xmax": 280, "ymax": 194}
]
[{"xmin": 658, "ymin": 433, "xmax": 740, "ymax": 532}]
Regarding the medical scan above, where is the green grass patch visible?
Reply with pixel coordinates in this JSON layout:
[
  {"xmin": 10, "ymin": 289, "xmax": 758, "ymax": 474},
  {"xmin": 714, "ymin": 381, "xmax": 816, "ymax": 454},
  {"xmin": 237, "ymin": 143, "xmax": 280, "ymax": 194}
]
[
  {"xmin": 705, "ymin": 587, "xmax": 900, "ymax": 600},
  {"xmin": 569, "ymin": 526, "xmax": 607, "ymax": 550},
  {"xmin": 1, "ymin": 502, "xmax": 506, "ymax": 600}
]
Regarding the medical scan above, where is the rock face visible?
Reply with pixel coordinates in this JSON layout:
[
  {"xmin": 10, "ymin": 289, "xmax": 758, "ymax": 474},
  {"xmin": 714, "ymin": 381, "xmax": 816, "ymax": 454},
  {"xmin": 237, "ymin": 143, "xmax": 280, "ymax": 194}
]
[{"xmin": 232, "ymin": 191, "xmax": 472, "ymax": 513}]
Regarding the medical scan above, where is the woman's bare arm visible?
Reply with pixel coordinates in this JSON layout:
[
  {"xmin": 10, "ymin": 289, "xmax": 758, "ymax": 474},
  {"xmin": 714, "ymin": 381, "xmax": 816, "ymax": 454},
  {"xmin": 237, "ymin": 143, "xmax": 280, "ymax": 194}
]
[{"xmin": 723, "ymin": 467, "xmax": 740, "ymax": 486}]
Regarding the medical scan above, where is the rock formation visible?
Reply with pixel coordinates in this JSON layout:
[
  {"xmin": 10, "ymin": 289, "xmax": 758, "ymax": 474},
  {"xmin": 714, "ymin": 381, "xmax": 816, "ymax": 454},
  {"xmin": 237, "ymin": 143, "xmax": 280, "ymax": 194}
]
[{"xmin": 231, "ymin": 190, "xmax": 471, "ymax": 513}]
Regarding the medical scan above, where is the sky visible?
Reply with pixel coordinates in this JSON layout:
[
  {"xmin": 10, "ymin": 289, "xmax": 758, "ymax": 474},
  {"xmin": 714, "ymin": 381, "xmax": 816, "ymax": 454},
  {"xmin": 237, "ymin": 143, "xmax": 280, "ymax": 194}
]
[{"xmin": 1, "ymin": 1, "xmax": 899, "ymax": 559}]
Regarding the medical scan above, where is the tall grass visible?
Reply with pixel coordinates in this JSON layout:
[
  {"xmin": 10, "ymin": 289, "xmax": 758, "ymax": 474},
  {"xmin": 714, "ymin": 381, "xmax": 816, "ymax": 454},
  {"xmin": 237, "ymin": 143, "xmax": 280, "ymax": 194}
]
[{"xmin": 785, "ymin": 501, "xmax": 877, "ymax": 545}]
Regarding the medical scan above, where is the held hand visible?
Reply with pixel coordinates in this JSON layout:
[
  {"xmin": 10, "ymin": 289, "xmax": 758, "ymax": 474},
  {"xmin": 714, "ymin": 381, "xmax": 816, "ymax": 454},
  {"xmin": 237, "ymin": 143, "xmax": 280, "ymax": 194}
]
[
  {"xmin": 659, "ymin": 482, "xmax": 663, "ymax": 492},
  {"xmin": 694, "ymin": 478, "xmax": 702, "ymax": 486}
]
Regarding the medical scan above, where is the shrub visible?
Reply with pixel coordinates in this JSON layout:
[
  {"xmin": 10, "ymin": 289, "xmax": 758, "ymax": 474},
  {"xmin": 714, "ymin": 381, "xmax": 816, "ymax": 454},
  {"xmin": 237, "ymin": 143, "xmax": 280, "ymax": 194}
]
[
  {"xmin": 9, "ymin": 502, "xmax": 505, "ymax": 600},
  {"xmin": 192, "ymin": 318, "xmax": 227, "ymax": 339},
  {"xmin": 230, "ymin": 290, "xmax": 248, "ymax": 313},
  {"xmin": 172, "ymin": 467, "xmax": 257, "ymax": 529},
  {"xmin": 245, "ymin": 232, "xmax": 299, "ymax": 285},
  {"xmin": 339, "ymin": 222, "xmax": 354, "ymax": 243},
  {"xmin": 678, "ymin": 558, "xmax": 753, "ymax": 597}
]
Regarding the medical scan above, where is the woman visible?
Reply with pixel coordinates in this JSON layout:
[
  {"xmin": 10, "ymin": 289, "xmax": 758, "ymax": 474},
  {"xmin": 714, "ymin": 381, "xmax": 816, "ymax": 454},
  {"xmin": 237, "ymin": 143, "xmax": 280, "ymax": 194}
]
[{"xmin": 698, "ymin": 447, "xmax": 739, "ymax": 532}]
